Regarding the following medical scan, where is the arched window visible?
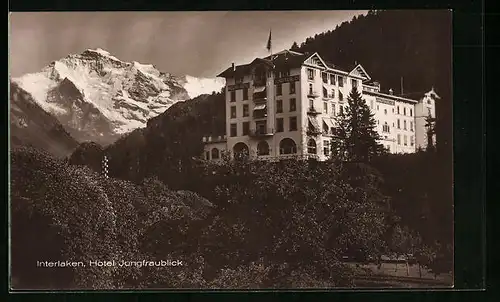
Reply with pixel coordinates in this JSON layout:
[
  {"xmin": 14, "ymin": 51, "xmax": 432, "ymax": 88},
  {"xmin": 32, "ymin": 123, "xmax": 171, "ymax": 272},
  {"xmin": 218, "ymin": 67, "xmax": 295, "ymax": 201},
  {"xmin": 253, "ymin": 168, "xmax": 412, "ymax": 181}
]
[
  {"xmin": 257, "ymin": 141, "xmax": 270, "ymax": 156},
  {"xmin": 211, "ymin": 148, "xmax": 220, "ymax": 159},
  {"xmin": 233, "ymin": 142, "xmax": 249, "ymax": 159},
  {"xmin": 279, "ymin": 138, "xmax": 297, "ymax": 155},
  {"xmin": 307, "ymin": 139, "xmax": 317, "ymax": 154}
]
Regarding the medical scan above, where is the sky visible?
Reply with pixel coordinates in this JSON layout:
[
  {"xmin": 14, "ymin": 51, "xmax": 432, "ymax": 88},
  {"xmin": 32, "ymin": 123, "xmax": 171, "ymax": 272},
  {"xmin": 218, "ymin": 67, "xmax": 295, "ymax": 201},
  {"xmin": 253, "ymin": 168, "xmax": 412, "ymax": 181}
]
[{"xmin": 9, "ymin": 11, "xmax": 367, "ymax": 78}]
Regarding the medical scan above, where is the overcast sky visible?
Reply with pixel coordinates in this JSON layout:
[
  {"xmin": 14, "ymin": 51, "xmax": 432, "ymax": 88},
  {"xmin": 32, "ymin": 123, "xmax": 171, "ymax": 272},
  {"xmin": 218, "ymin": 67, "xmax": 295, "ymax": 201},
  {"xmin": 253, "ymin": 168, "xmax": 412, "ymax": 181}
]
[{"xmin": 9, "ymin": 11, "xmax": 367, "ymax": 78}]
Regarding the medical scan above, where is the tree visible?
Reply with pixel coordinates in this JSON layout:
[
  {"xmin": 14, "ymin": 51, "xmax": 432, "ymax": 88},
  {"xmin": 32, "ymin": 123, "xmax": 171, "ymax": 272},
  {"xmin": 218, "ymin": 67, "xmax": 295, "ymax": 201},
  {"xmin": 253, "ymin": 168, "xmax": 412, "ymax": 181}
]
[
  {"xmin": 331, "ymin": 87, "xmax": 385, "ymax": 162},
  {"xmin": 290, "ymin": 41, "xmax": 300, "ymax": 51},
  {"xmin": 425, "ymin": 115, "xmax": 437, "ymax": 152}
]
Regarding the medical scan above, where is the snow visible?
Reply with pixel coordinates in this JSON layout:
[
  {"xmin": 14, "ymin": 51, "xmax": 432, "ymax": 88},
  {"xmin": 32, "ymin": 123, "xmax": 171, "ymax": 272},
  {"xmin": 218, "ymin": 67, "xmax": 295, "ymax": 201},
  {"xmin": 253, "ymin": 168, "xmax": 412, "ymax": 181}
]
[
  {"xmin": 86, "ymin": 48, "xmax": 123, "ymax": 63},
  {"xmin": 183, "ymin": 75, "xmax": 226, "ymax": 99},
  {"xmin": 12, "ymin": 48, "xmax": 226, "ymax": 138}
]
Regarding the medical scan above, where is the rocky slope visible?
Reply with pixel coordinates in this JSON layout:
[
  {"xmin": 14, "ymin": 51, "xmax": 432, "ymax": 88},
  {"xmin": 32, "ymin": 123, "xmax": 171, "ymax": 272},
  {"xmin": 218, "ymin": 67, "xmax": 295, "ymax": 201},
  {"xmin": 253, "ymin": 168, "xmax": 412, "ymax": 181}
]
[{"xmin": 10, "ymin": 82, "xmax": 79, "ymax": 157}]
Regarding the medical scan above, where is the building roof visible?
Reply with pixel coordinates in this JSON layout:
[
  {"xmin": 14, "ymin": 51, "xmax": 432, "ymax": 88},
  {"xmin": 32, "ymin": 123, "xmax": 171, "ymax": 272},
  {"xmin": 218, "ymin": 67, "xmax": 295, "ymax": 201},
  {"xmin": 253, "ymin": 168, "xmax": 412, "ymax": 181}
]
[
  {"xmin": 364, "ymin": 89, "xmax": 418, "ymax": 104},
  {"xmin": 217, "ymin": 49, "xmax": 370, "ymax": 81}
]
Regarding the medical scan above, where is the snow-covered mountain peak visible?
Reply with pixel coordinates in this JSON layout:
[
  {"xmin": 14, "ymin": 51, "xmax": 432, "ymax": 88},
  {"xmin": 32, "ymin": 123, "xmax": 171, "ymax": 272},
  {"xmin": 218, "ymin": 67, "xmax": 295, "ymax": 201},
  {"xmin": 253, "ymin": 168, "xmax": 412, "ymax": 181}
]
[{"xmin": 13, "ymin": 48, "xmax": 224, "ymax": 145}]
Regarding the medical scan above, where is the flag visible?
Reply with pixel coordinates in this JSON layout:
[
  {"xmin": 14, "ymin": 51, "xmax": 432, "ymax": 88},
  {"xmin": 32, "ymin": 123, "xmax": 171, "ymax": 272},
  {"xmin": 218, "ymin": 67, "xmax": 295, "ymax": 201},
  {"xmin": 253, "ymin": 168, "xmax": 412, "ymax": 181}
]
[{"xmin": 266, "ymin": 30, "xmax": 272, "ymax": 52}]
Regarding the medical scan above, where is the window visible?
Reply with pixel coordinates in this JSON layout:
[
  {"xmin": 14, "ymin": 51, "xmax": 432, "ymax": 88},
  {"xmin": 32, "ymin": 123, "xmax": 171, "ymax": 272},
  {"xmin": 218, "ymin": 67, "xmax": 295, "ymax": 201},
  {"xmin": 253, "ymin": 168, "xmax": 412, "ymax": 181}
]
[
  {"xmin": 309, "ymin": 83, "xmax": 313, "ymax": 95},
  {"xmin": 257, "ymin": 141, "xmax": 270, "ymax": 156},
  {"xmin": 410, "ymin": 108, "xmax": 413, "ymax": 117},
  {"xmin": 276, "ymin": 83, "xmax": 282, "ymax": 96},
  {"xmin": 397, "ymin": 119, "xmax": 400, "ymax": 129},
  {"xmin": 289, "ymin": 82, "xmax": 296, "ymax": 94},
  {"xmin": 243, "ymin": 104, "xmax": 249, "ymax": 117},
  {"xmin": 370, "ymin": 99, "xmax": 374, "ymax": 109},
  {"xmin": 281, "ymin": 69, "xmax": 290, "ymax": 77},
  {"xmin": 243, "ymin": 87, "xmax": 248, "ymax": 100},
  {"xmin": 338, "ymin": 76, "xmax": 344, "ymax": 87},
  {"xmin": 427, "ymin": 99, "xmax": 432, "ymax": 105},
  {"xmin": 377, "ymin": 105, "xmax": 379, "ymax": 111},
  {"xmin": 410, "ymin": 121, "xmax": 414, "ymax": 132},
  {"xmin": 255, "ymin": 121, "xmax": 267, "ymax": 134},
  {"xmin": 384, "ymin": 109, "xmax": 387, "ymax": 115},
  {"xmin": 427, "ymin": 107, "xmax": 432, "ymax": 116},
  {"xmin": 404, "ymin": 135, "xmax": 408, "ymax": 146},
  {"xmin": 276, "ymin": 99, "xmax": 283, "ymax": 113},
  {"xmin": 323, "ymin": 102, "xmax": 328, "ymax": 114},
  {"xmin": 242, "ymin": 121, "xmax": 249, "ymax": 135},
  {"xmin": 230, "ymin": 91, "xmax": 236, "ymax": 102},
  {"xmin": 339, "ymin": 91, "xmax": 343, "ymax": 102},
  {"xmin": 290, "ymin": 98, "xmax": 297, "ymax": 112},
  {"xmin": 339, "ymin": 105, "xmax": 344, "ymax": 115},
  {"xmin": 309, "ymin": 99, "xmax": 314, "ymax": 109},
  {"xmin": 392, "ymin": 108, "xmax": 394, "ymax": 113},
  {"xmin": 211, "ymin": 148, "xmax": 220, "ymax": 159},
  {"xmin": 351, "ymin": 79, "xmax": 358, "ymax": 89},
  {"xmin": 230, "ymin": 123, "xmax": 237, "ymax": 137},
  {"xmin": 307, "ymin": 139, "xmax": 317, "ymax": 154},
  {"xmin": 289, "ymin": 116, "xmax": 297, "ymax": 131},
  {"xmin": 404, "ymin": 120, "xmax": 407, "ymax": 130},
  {"xmin": 332, "ymin": 103, "xmax": 336, "ymax": 116},
  {"xmin": 403, "ymin": 107, "xmax": 407, "ymax": 116},
  {"xmin": 205, "ymin": 151, "xmax": 210, "ymax": 160},
  {"xmin": 322, "ymin": 72, "xmax": 328, "ymax": 83},
  {"xmin": 280, "ymin": 138, "xmax": 297, "ymax": 155},
  {"xmin": 323, "ymin": 140, "xmax": 330, "ymax": 157},
  {"xmin": 331, "ymin": 89, "xmax": 335, "ymax": 98},
  {"xmin": 307, "ymin": 68, "xmax": 315, "ymax": 80},
  {"xmin": 330, "ymin": 74, "xmax": 336, "ymax": 85},
  {"xmin": 230, "ymin": 106, "xmax": 236, "ymax": 118},
  {"xmin": 276, "ymin": 118, "xmax": 284, "ymax": 132},
  {"xmin": 383, "ymin": 122, "xmax": 390, "ymax": 133},
  {"xmin": 235, "ymin": 76, "xmax": 243, "ymax": 84},
  {"xmin": 397, "ymin": 134, "xmax": 401, "ymax": 145},
  {"xmin": 397, "ymin": 106, "xmax": 400, "ymax": 114},
  {"xmin": 410, "ymin": 135, "xmax": 414, "ymax": 146},
  {"xmin": 323, "ymin": 87, "xmax": 328, "ymax": 98}
]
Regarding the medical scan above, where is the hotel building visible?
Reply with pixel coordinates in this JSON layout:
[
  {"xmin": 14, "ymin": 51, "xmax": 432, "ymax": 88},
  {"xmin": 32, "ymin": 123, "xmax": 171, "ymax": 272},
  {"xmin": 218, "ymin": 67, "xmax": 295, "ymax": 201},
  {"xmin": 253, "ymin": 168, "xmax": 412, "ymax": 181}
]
[{"xmin": 202, "ymin": 50, "xmax": 438, "ymax": 161}]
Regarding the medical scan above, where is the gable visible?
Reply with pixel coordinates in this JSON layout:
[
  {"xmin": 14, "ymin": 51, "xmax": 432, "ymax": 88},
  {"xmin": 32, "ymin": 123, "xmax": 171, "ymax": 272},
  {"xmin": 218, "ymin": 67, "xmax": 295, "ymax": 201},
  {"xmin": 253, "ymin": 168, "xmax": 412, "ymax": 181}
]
[
  {"xmin": 304, "ymin": 53, "xmax": 328, "ymax": 69},
  {"xmin": 349, "ymin": 64, "xmax": 371, "ymax": 81}
]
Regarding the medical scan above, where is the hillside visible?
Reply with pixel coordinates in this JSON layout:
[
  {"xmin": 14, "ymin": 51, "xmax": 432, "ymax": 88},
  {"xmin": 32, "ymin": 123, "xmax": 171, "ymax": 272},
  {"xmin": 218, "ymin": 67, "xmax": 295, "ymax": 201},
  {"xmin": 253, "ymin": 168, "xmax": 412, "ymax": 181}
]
[
  {"xmin": 11, "ymin": 146, "xmax": 214, "ymax": 289},
  {"xmin": 291, "ymin": 10, "xmax": 452, "ymax": 155},
  {"xmin": 13, "ymin": 48, "xmax": 225, "ymax": 146},
  {"xmin": 10, "ymin": 82, "xmax": 79, "ymax": 157}
]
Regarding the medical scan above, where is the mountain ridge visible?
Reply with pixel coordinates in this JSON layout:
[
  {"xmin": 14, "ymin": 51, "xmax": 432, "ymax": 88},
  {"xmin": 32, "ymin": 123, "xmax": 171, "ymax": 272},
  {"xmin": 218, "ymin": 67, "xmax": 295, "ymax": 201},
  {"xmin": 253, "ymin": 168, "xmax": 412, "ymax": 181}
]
[
  {"xmin": 13, "ymin": 48, "xmax": 225, "ymax": 146},
  {"xmin": 10, "ymin": 82, "xmax": 79, "ymax": 157}
]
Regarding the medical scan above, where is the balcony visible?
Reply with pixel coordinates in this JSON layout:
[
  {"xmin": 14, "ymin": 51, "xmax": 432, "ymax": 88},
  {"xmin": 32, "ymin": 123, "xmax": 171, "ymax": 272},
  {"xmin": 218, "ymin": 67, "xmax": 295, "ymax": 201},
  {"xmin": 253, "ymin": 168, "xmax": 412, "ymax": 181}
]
[
  {"xmin": 307, "ymin": 90, "xmax": 320, "ymax": 98},
  {"xmin": 253, "ymin": 88, "xmax": 267, "ymax": 103},
  {"xmin": 253, "ymin": 78, "xmax": 267, "ymax": 87},
  {"xmin": 307, "ymin": 106, "xmax": 321, "ymax": 115},
  {"xmin": 249, "ymin": 128, "xmax": 274, "ymax": 138},
  {"xmin": 306, "ymin": 127, "xmax": 322, "ymax": 136},
  {"xmin": 202, "ymin": 135, "xmax": 227, "ymax": 143}
]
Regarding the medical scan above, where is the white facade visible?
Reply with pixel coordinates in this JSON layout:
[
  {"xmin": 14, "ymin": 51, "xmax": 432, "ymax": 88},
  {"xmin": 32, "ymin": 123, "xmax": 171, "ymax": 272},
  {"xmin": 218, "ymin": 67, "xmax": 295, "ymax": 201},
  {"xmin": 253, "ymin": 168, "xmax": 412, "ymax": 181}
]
[{"xmin": 203, "ymin": 50, "xmax": 438, "ymax": 161}]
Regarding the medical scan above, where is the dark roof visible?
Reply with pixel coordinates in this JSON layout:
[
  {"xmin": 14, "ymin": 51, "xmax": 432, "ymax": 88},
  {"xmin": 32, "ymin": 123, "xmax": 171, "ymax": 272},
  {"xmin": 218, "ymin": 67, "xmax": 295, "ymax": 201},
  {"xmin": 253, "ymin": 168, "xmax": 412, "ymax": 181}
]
[{"xmin": 217, "ymin": 50, "xmax": 307, "ymax": 78}]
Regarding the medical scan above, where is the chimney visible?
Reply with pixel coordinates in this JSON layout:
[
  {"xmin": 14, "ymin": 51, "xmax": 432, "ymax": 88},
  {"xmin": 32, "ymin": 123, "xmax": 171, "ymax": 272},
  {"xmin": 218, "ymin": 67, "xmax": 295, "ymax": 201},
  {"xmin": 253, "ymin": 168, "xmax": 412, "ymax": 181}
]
[
  {"xmin": 232, "ymin": 63, "xmax": 235, "ymax": 72},
  {"xmin": 389, "ymin": 88, "xmax": 394, "ymax": 95},
  {"xmin": 373, "ymin": 81, "xmax": 380, "ymax": 91}
]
